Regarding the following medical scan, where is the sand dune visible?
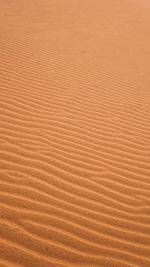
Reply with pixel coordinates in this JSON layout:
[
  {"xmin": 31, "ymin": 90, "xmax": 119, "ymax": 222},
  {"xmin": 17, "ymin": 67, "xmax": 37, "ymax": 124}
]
[{"xmin": 0, "ymin": 0, "xmax": 150, "ymax": 266}]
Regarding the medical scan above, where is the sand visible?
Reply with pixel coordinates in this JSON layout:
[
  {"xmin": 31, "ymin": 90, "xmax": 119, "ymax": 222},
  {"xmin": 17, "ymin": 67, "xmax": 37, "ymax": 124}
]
[{"xmin": 0, "ymin": 0, "xmax": 150, "ymax": 266}]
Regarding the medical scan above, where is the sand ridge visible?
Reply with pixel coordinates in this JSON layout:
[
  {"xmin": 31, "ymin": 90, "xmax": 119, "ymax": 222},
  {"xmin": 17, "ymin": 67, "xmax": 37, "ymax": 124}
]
[{"xmin": 0, "ymin": 0, "xmax": 150, "ymax": 266}]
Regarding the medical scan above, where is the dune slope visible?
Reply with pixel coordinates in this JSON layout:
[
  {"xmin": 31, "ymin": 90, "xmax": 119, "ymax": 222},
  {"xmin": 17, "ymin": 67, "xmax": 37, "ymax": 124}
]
[{"xmin": 0, "ymin": 0, "xmax": 150, "ymax": 266}]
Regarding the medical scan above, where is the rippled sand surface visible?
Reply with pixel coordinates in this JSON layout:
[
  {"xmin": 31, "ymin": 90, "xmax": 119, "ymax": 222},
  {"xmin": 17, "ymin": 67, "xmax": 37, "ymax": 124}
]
[{"xmin": 0, "ymin": 1, "xmax": 150, "ymax": 266}]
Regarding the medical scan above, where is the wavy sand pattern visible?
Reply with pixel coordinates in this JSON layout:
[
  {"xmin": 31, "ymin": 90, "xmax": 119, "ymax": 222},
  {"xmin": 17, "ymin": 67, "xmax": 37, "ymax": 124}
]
[{"xmin": 0, "ymin": 0, "xmax": 150, "ymax": 266}]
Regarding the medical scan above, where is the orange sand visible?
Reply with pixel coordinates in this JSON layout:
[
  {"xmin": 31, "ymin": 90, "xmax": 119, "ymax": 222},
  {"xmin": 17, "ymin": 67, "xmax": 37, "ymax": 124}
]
[{"xmin": 0, "ymin": 0, "xmax": 150, "ymax": 266}]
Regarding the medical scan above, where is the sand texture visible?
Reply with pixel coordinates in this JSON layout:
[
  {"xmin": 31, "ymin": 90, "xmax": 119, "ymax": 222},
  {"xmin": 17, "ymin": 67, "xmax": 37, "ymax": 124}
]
[{"xmin": 0, "ymin": 0, "xmax": 150, "ymax": 266}]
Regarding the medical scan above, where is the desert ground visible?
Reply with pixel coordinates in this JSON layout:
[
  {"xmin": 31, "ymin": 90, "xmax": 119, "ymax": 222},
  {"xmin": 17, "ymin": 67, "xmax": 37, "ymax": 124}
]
[{"xmin": 0, "ymin": 0, "xmax": 150, "ymax": 266}]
